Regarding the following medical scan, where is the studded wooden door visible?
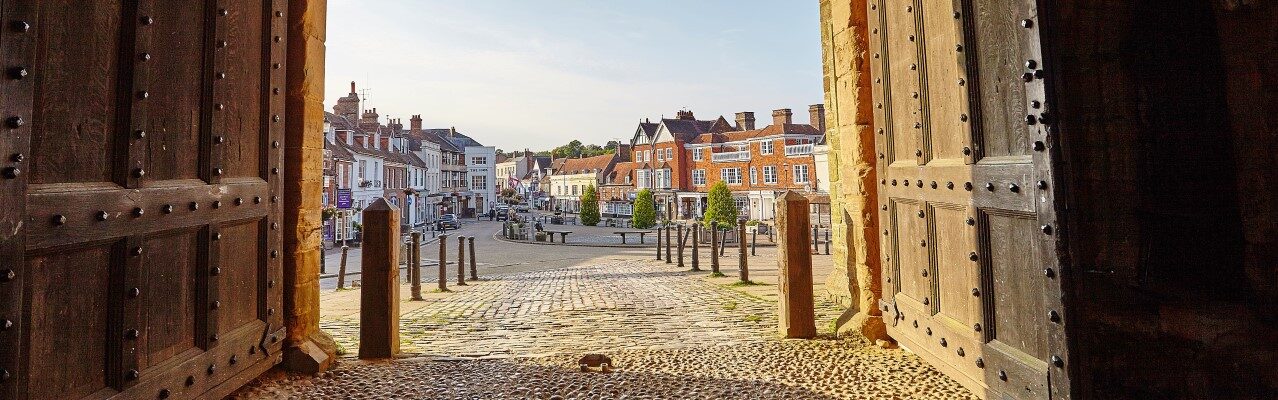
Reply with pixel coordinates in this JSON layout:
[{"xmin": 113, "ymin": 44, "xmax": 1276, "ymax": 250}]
[
  {"xmin": 0, "ymin": 1, "xmax": 287, "ymax": 399},
  {"xmin": 868, "ymin": 0, "xmax": 1071, "ymax": 398}
]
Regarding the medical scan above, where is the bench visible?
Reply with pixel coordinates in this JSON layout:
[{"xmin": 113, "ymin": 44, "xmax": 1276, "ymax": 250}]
[
  {"xmin": 543, "ymin": 230, "xmax": 573, "ymax": 243},
  {"xmin": 614, "ymin": 231, "xmax": 650, "ymax": 244}
]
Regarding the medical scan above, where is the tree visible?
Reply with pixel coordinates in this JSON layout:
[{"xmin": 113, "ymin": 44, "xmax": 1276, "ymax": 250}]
[
  {"xmin": 632, "ymin": 188, "xmax": 656, "ymax": 229},
  {"xmin": 703, "ymin": 181, "xmax": 738, "ymax": 229},
  {"xmin": 579, "ymin": 184, "xmax": 601, "ymax": 226}
]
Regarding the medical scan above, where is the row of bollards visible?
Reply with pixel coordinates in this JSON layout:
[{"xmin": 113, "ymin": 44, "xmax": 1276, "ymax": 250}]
[{"xmin": 655, "ymin": 221, "xmax": 755, "ymax": 283}]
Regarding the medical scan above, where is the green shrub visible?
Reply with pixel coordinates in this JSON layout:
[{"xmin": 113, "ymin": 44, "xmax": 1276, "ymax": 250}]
[
  {"xmin": 580, "ymin": 184, "xmax": 600, "ymax": 226},
  {"xmin": 703, "ymin": 181, "xmax": 738, "ymax": 229},
  {"xmin": 632, "ymin": 189, "xmax": 656, "ymax": 229}
]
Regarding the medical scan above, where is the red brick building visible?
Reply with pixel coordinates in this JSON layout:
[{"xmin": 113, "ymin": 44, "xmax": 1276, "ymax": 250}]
[{"xmin": 624, "ymin": 106, "xmax": 826, "ymax": 221}]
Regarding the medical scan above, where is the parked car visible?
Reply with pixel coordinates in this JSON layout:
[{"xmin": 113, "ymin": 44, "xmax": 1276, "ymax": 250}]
[
  {"xmin": 494, "ymin": 206, "xmax": 511, "ymax": 221},
  {"xmin": 436, "ymin": 214, "xmax": 461, "ymax": 230},
  {"xmin": 515, "ymin": 204, "xmax": 530, "ymax": 213}
]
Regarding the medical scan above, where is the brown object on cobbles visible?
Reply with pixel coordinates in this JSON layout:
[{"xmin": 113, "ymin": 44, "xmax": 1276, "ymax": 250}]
[
  {"xmin": 738, "ymin": 219, "xmax": 749, "ymax": 283},
  {"xmin": 578, "ymin": 354, "xmax": 613, "ymax": 373},
  {"xmin": 359, "ymin": 198, "xmax": 401, "ymax": 358},
  {"xmin": 776, "ymin": 191, "xmax": 815, "ymax": 339}
]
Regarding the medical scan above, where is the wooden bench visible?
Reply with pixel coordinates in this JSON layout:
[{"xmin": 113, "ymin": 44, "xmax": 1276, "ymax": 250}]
[
  {"xmin": 614, "ymin": 231, "xmax": 650, "ymax": 244},
  {"xmin": 543, "ymin": 230, "xmax": 573, "ymax": 243}
]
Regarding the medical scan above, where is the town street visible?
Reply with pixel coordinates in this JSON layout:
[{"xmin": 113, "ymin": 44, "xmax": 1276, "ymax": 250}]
[{"xmin": 236, "ymin": 221, "xmax": 976, "ymax": 399}]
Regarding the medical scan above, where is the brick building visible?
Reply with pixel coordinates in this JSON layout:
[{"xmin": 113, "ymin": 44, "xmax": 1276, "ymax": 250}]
[{"xmin": 623, "ymin": 107, "xmax": 826, "ymax": 222}]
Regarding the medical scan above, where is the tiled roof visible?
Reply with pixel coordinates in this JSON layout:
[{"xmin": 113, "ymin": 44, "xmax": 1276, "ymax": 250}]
[
  {"xmin": 555, "ymin": 153, "xmax": 616, "ymax": 175},
  {"xmin": 326, "ymin": 138, "xmax": 353, "ymax": 160},
  {"xmin": 688, "ymin": 123, "xmax": 822, "ymax": 144},
  {"xmin": 607, "ymin": 162, "xmax": 637, "ymax": 185}
]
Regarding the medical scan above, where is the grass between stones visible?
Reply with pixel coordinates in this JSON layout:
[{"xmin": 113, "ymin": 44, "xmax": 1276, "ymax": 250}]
[
  {"xmin": 722, "ymin": 301, "xmax": 738, "ymax": 311},
  {"xmin": 708, "ymin": 272, "xmax": 726, "ymax": 278},
  {"xmin": 743, "ymin": 314, "xmax": 763, "ymax": 322},
  {"xmin": 727, "ymin": 280, "xmax": 758, "ymax": 287}
]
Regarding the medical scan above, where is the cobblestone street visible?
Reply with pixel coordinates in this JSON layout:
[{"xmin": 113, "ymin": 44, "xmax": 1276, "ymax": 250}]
[{"xmin": 234, "ymin": 221, "xmax": 976, "ymax": 399}]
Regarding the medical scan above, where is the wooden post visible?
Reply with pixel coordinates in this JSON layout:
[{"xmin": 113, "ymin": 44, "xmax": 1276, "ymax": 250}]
[
  {"xmin": 457, "ymin": 236, "xmax": 467, "ymax": 286},
  {"xmin": 812, "ymin": 226, "xmax": 820, "ymax": 254},
  {"xmin": 437, "ymin": 234, "xmax": 449, "ymax": 292},
  {"xmin": 776, "ymin": 191, "xmax": 815, "ymax": 339},
  {"xmin": 691, "ymin": 225, "xmax": 701, "ymax": 271},
  {"xmin": 665, "ymin": 225, "xmax": 672, "ymax": 264},
  {"xmin": 656, "ymin": 223, "xmax": 663, "ymax": 260},
  {"xmin": 336, "ymin": 245, "xmax": 349, "ymax": 290},
  {"xmin": 751, "ymin": 227, "xmax": 758, "ymax": 256},
  {"xmin": 719, "ymin": 226, "xmax": 728, "ymax": 256},
  {"xmin": 359, "ymin": 198, "xmax": 400, "ymax": 358},
  {"xmin": 410, "ymin": 232, "xmax": 422, "ymax": 300},
  {"xmin": 738, "ymin": 219, "xmax": 749, "ymax": 283},
  {"xmin": 676, "ymin": 225, "xmax": 685, "ymax": 269},
  {"xmin": 468, "ymin": 236, "xmax": 478, "ymax": 281},
  {"xmin": 824, "ymin": 229, "xmax": 831, "ymax": 255},
  {"xmin": 710, "ymin": 224, "xmax": 720, "ymax": 275}
]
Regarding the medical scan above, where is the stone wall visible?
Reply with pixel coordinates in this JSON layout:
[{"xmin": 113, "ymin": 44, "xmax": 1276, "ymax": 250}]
[
  {"xmin": 283, "ymin": 0, "xmax": 336, "ymax": 373},
  {"xmin": 817, "ymin": 0, "xmax": 885, "ymax": 341}
]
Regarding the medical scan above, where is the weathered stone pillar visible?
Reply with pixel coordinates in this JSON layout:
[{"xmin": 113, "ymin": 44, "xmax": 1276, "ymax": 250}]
[
  {"xmin": 282, "ymin": 0, "xmax": 335, "ymax": 373},
  {"xmin": 777, "ymin": 191, "xmax": 816, "ymax": 339},
  {"xmin": 818, "ymin": 0, "xmax": 886, "ymax": 342},
  {"xmin": 358, "ymin": 199, "xmax": 400, "ymax": 358}
]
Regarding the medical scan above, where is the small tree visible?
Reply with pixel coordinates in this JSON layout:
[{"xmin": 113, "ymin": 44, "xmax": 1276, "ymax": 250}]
[
  {"xmin": 632, "ymin": 188, "xmax": 656, "ymax": 229},
  {"xmin": 580, "ymin": 184, "xmax": 601, "ymax": 226},
  {"xmin": 703, "ymin": 181, "xmax": 738, "ymax": 230}
]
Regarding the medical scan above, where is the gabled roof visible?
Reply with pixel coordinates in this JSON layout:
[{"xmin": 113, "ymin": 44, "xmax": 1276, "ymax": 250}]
[
  {"xmin": 606, "ymin": 162, "xmax": 637, "ymax": 185},
  {"xmin": 688, "ymin": 123, "xmax": 823, "ymax": 144},
  {"xmin": 325, "ymin": 138, "xmax": 353, "ymax": 160}
]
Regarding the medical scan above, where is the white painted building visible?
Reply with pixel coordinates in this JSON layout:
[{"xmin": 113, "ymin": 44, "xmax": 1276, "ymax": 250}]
[{"xmin": 465, "ymin": 146, "xmax": 497, "ymax": 213}]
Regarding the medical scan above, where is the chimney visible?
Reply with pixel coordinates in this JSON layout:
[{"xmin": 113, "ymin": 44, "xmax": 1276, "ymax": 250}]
[
  {"xmin": 675, "ymin": 109, "xmax": 695, "ymax": 120},
  {"xmin": 449, "ymin": 127, "xmax": 457, "ymax": 138},
  {"xmin": 410, "ymin": 114, "xmax": 422, "ymax": 133},
  {"xmin": 772, "ymin": 108, "xmax": 793, "ymax": 126},
  {"xmin": 349, "ymin": 81, "xmax": 356, "ymax": 94},
  {"xmin": 735, "ymin": 112, "xmax": 756, "ymax": 131},
  {"xmin": 809, "ymin": 104, "xmax": 826, "ymax": 133}
]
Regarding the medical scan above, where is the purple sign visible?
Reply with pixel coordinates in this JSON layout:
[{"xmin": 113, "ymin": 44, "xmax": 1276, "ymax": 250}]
[{"xmin": 336, "ymin": 188, "xmax": 353, "ymax": 209}]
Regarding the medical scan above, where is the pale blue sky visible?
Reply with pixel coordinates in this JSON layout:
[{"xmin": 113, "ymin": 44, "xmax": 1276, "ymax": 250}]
[{"xmin": 325, "ymin": 0, "xmax": 823, "ymax": 150}]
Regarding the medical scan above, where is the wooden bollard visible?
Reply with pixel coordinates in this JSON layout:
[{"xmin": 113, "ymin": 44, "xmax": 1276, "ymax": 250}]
[
  {"xmin": 411, "ymin": 232, "xmax": 423, "ymax": 301},
  {"xmin": 676, "ymin": 225, "xmax": 686, "ymax": 269},
  {"xmin": 691, "ymin": 226, "xmax": 701, "ymax": 271},
  {"xmin": 437, "ymin": 234, "xmax": 449, "ymax": 292},
  {"xmin": 359, "ymin": 198, "xmax": 400, "ymax": 358},
  {"xmin": 336, "ymin": 245, "xmax": 350, "ymax": 290},
  {"xmin": 720, "ymin": 226, "xmax": 728, "ymax": 256},
  {"xmin": 777, "ymin": 191, "xmax": 815, "ymax": 338},
  {"xmin": 665, "ymin": 225, "xmax": 672, "ymax": 264},
  {"xmin": 468, "ymin": 236, "xmax": 478, "ymax": 281},
  {"xmin": 457, "ymin": 236, "xmax": 467, "ymax": 286},
  {"xmin": 812, "ymin": 226, "xmax": 820, "ymax": 254},
  {"xmin": 824, "ymin": 229, "xmax": 831, "ymax": 255},
  {"xmin": 738, "ymin": 219, "xmax": 749, "ymax": 283},
  {"xmin": 710, "ymin": 224, "xmax": 720, "ymax": 275},
  {"xmin": 656, "ymin": 224, "xmax": 663, "ymax": 260},
  {"xmin": 751, "ymin": 227, "xmax": 758, "ymax": 256}
]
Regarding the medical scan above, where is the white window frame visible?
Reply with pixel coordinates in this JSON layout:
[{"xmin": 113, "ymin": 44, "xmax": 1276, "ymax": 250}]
[
  {"xmin": 693, "ymin": 148, "xmax": 703, "ymax": 161},
  {"xmin": 721, "ymin": 168, "xmax": 742, "ymax": 185},
  {"xmin": 763, "ymin": 166, "xmax": 777, "ymax": 184},
  {"xmin": 793, "ymin": 164, "xmax": 809, "ymax": 184},
  {"xmin": 760, "ymin": 140, "xmax": 774, "ymax": 155},
  {"xmin": 750, "ymin": 167, "xmax": 757, "ymax": 185},
  {"xmin": 692, "ymin": 169, "xmax": 706, "ymax": 186}
]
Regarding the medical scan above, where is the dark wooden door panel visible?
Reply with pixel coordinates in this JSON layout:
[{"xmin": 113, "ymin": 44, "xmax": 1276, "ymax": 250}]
[
  {"xmin": 871, "ymin": 0, "xmax": 1071, "ymax": 398},
  {"xmin": 0, "ymin": 1, "xmax": 286, "ymax": 398},
  {"xmin": 25, "ymin": 244, "xmax": 116, "ymax": 400},
  {"xmin": 29, "ymin": 0, "xmax": 123, "ymax": 185}
]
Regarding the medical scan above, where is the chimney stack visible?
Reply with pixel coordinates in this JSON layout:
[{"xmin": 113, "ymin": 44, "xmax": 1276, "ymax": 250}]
[
  {"xmin": 809, "ymin": 104, "xmax": 826, "ymax": 133},
  {"xmin": 675, "ymin": 109, "xmax": 696, "ymax": 121},
  {"xmin": 349, "ymin": 81, "xmax": 356, "ymax": 94},
  {"xmin": 735, "ymin": 112, "xmax": 756, "ymax": 131},
  {"xmin": 449, "ymin": 127, "xmax": 457, "ymax": 138},
  {"xmin": 772, "ymin": 108, "xmax": 793, "ymax": 126},
  {"xmin": 410, "ymin": 114, "xmax": 423, "ymax": 133}
]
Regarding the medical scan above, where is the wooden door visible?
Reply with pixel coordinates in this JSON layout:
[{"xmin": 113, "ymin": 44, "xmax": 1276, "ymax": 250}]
[
  {"xmin": 868, "ymin": 0, "xmax": 1071, "ymax": 398},
  {"xmin": 0, "ymin": 1, "xmax": 287, "ymax": 399}
]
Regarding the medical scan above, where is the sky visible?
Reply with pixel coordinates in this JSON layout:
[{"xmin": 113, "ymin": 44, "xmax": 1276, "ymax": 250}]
[{"xmin": 325, "ymin": 0, "xmax": 824, "ymax": 151}]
